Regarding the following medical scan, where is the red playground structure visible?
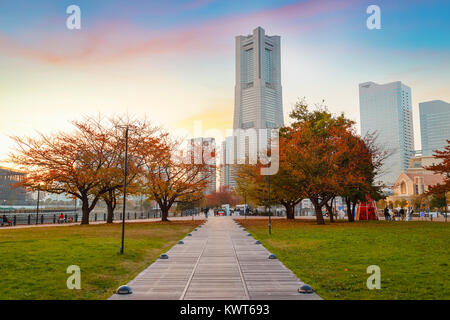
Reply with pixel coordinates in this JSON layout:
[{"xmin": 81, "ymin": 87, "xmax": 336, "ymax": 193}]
[{"xmin": 355, "ymin": 197, "xmax": 379, "ymax": 221}]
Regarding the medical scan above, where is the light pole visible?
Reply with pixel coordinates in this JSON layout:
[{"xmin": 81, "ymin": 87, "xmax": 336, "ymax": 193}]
[
  {"xmin": 244, "ymin": 192, "xmax": 247, "ymax": 219},
  {"xmin": 120, "ymin": 126, "xmax": 129, "ymax": 255},
  {"xmin": 36, "ymin": 188, "xmax": 40, "ymax": 224},
  {"xmin": 268, "ymin": 175, "xmax": 271, "ymax": 235}
]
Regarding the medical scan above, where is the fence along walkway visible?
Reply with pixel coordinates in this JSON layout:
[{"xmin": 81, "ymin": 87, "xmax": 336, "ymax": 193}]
[{"xmin": 110, "ymin": 216, "xmax": 321, "ymax": 300}]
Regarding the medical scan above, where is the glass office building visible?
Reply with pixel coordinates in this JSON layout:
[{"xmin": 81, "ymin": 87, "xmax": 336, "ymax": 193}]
[
  {"xmin": 419, "ymin": 100, "xmax": 450, "ymax": 156},
  {"xmin": 359, "ymin": 81, "xmax": 415, "ymax": 186}
]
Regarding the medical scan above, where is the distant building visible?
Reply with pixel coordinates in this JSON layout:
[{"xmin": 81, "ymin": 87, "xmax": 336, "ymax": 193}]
[
  {"xmin": 0, "ymin": 167, "xmax": 27, "ymax": 205},
  {"xmin": 419, "ymin": 100, "xmax": 450, "ymax": 156},
  {"xmin": 387, "ymin": 155, "xmax": 444, "ymax": 204},
  {"xmin": 359, "ymin": 81, "xmax": 415, "ymax": 186},
  {"xmin": 220, "ymin": 136, "xmax": 236, "ymax": 189},
  {"xmin": 189, "ymin": 137, "xmax": 216, "ymax": 194}
]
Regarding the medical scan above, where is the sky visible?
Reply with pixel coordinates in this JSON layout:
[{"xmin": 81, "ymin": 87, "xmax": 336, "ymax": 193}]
[{"xmin": 1, "ymin": 0, "xmax": 449, "ymax": 167}]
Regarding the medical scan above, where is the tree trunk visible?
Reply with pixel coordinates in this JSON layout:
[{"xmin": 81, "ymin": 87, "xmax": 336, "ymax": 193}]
[
  {"xmin": 314, "ymin": 205, "xmax": 325, "ymax": 225},
  {"xmin": 81, "ymin": 199, "xmax": 90, "ymax": 225},
  {"xmin": 161, "ymin": 207, "xmax": 169, "ymax": 221},
  {"xmin": 325, "ymin": 203, "xmax": 334, "ymax": 222},
  {"xmin": 105, "ymin": 190, "xmax": 116, "ymax": 224},
  {"xmin": 285, "ymin": 203, "xmax": 295, "ymax": 220},
  {"xmin": 106, "ymin": 201, "xmax": 114, "ymax": 223},
  {"xmin": 345, "ymin": 198, "xmax": 355, "ymax": 222}
]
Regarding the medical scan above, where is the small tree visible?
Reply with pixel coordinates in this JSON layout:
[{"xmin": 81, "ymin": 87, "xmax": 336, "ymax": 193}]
[
  {"xmin": 141, "ymin": 134, "xmax": 212, "ymax": 221},
  {"xmin": 10, "ymin": 117, "xmax": 122, "ymax": 224},
  {"xmin": 425, "ymin": 139, "xmax": 450, "ymax": 217}
]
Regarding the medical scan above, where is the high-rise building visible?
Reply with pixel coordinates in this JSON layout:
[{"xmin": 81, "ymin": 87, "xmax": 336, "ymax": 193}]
[
  {"xmin": 223, "ymin": 27, "xmax": 284, "ymax": 189},
  {"xmin": 233, "ymin": 26, "xmax": 284, "ymax": 132},
  {"xmin": 219, "ymin": 136, "xmax": 236, "ymax": 189},
  {"xmin": 419, "ymin": 100, "xmax": 450, "ymax": 156},
  {"xmin": 359, "ymin": 81, "xmax": 415, "ymax": 186},
  {"xmin": 189, "ymin": 137, "xmax": 216, "ymax": 194}
]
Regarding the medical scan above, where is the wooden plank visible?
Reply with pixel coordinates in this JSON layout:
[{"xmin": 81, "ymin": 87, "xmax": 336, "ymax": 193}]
[{"xmin": 110, "ymin": 217, "xmax": 321, "ymax": 300}]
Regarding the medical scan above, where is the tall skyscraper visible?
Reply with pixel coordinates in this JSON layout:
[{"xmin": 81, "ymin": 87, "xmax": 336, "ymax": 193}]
[
  {"xmin": 223, "ymin": 27, "xmax": 284, "ymax": 189},
  {"xmin": 233, "ymin": 26, "xmax": 284, "ymax": 132},
  {"xmin": 419, "ymin": 100, "xmax": 450, "ymax": 156},
  {"xmin": 359, "ymin": 81, "xmax": 415, "ymax": 185}
]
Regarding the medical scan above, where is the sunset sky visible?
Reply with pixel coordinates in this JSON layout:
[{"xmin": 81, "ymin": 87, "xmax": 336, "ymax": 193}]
[{"xmin": 1, "ymin": 0, "xmax": 449, "ymax": 167}]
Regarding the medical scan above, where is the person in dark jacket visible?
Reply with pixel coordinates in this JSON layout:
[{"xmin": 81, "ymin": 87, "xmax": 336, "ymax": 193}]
[
  {"xmin": 384, "ymin": 207, "xmax": 390, "ymax": 221},
  {"xmin": 399, "ymin": 208, "xmax": 405, "ymax": 220}
]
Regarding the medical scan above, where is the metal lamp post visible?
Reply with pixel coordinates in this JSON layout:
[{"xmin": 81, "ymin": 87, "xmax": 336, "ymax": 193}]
[
  {"xmin": 36, "ymin": 188, "xmax": 40, "ymax": 224},
  {"xmin": 268, "ymin": 175, "xmax": 271, "ymax": 235},
  {"xmin": 120, "ymin": 126, "xmax": 129, "ymax": 255},
  {"xmin": 244, "ymin": 192, "xmax": 247, "ymax": 219}
]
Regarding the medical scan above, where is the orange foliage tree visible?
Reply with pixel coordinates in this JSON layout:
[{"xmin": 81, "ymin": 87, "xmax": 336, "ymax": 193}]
[
  {"xmin": 140, "ymin": 135, "xmax": 213, "ymax": 221},
  {"xmin": 9, "ymin": 117, "xmax": 124, "ymax": 224},
  {"xmin": 205, "ymin": 186, "xmax": 240, "ymax": 208},
  {"xmin": 97, "ymin": 117, "xmax": 160, "ymax": 223},
  {"xmin": 235, "ymin": 99, "xmax": 383, "ymax": 224},
  {"xmin": 425, "ymin": 139, "xmax": 450, "ymax": 212}
]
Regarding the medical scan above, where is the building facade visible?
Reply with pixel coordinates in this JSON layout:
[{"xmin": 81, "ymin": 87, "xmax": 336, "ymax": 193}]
[
  {"xmin": 419, "ymin": 100, "xmax": 450, "ymax": 156},
  {"xmin": 387, "ymin": 155, "xmax": 444, "ymax": 204},
  {"xmin": 233, "ymin": 26, "xmax": 284, "ymax": 132},
  {"xmin": 0, "ymin": 167, "xmax": 27, "ymax": 205},
  {"xmin": 359, "ymin": 81, "xmax": 415, "ymax": 186},
  {"xmin": 189, "ymin": 137, "xmax": 216, "ymax": 194},
  {"xmin": 223, "ymin": 26, "xmax": 284, "ymax": 189}
]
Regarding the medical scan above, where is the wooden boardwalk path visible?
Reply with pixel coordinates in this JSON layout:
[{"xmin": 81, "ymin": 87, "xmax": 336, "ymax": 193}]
[{"xmin": 110, "ymin": 216, "xmax": 321, "ymax": 300}]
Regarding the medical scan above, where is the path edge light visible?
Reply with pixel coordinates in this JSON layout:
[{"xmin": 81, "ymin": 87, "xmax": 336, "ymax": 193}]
[
  {"xmin": 298, "ymin": 284, "xmax": 314, "ymax": 294},
  {"xmin": 116, "ymin": 285, "xmax": 132, "ymax": 295}
]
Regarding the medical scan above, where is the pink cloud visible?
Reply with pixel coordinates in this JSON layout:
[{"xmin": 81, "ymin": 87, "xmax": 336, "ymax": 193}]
[{"xmin": 0, "ymin": 0, "xmax": 361, "ymax": 65}]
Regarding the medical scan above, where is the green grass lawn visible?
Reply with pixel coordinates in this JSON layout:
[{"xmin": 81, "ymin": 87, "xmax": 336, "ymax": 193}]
[
  {"xmin": 0, "ymin": 220, "xmax": 201, "ymax": 300},
  {"xmin": 237, "ymin": 219, "xmax": 450, "ymax": 300}
]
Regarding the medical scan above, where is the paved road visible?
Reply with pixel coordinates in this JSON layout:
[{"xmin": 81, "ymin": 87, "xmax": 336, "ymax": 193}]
[{"xmin": 110, "ymin": 216, "xmax": 321, "ymax": 300}]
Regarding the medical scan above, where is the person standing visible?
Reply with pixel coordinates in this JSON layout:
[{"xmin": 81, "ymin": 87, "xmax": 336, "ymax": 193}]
[
  {"xmin": 409, "ymin": 207, "xmax": 414, "ymax": 221},
  {"xmin": 383, "ymin": 207, "xmax": 390, "ymax": 221},
  {"xmin": 203, "ymin": 207, "xmax": 208, "ymax": 219},
  {"xmin": 399, "ymin": 207, "xmax": 405, "ymax": 221}
]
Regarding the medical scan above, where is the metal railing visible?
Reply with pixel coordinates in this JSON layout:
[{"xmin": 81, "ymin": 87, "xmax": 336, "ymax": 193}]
[{"xmin": 0, "ymin": 209, "xmax": 163, "ymax": 226}]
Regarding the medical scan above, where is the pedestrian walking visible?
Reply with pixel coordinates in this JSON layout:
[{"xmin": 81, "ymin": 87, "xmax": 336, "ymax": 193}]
[
  {"xmin": 384, "ymin": 207, "xmax": 390, "ymax": 221},
  {"xmin": 399, "ymin": 207, "xmax": 405, "ymax": 221},
  {"xmin": 407, "ymin": 207, "xmax": 413, "ymax": 221}
]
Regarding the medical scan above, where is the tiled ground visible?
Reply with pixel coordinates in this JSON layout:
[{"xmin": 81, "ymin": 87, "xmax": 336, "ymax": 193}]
[{"xmin": 109, "ymin": 216, "xmax": 321, "ymax": 300}]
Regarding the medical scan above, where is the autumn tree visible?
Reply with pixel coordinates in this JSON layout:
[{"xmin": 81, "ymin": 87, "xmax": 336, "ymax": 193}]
[
  {"xmin": 281, "ymin": 100, "xmax": 358, "ymax": 224},
  {"xmin": 141, "ymin": 135, "xmax": 213, "ymax": 221},
  {"xmin": 235, "ymin": 159, "xmax": 306, "ymax": 220},
  {"xmin": 425, "ymin": 139, "xmax": 450, "ymax": 215},
  {"xmin": 204, "ymin": 186, "xmax": 240, "ymax": 208},
  {"xmin": 335, "ymin": 131, "xmax": 384, "ymax": 222},
  {"xmin": 10, "ymin": 117, "xmax": 123, "ymax": 224},
  {"xmin": 98, "ymin": 117, "xmax": 159, "ymax": 223}
]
